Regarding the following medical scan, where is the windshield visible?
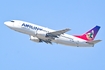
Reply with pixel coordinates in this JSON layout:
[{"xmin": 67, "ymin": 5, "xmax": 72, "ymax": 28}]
[{"xmin": 11, "ymin": 21, "xmax": 14, "ymax": 22}]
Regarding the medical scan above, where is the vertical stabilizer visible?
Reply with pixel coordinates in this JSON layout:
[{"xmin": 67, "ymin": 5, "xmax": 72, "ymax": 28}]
[{"xmin": 74, "ymin": 26, "xmax": 100, "ymax": 41}]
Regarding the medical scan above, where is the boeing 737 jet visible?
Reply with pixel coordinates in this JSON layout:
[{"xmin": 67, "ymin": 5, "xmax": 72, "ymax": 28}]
[{"xmin": 4, "ymin": 20, "xmax": 101, "ymax": 47}]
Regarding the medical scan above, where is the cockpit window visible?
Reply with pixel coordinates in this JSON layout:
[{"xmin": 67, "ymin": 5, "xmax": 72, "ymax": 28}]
[{"xmin": 11, "ymin": 21, "xmax": 14, "ymax": 22}]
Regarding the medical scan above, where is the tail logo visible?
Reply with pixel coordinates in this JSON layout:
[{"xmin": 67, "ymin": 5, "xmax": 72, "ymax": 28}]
[{"xmin": 86, "ymin": 30, "xmax": 94, "ymax": 40}]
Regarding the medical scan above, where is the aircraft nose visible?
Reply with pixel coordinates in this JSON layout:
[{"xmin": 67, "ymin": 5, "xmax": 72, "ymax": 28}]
[{"xmin": 4, "ymin": 21, "xmax": 13, "ymax": 27}]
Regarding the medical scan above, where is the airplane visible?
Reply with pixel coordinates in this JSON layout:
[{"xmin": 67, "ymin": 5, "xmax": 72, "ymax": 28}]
[{"xmin": 4, "ymin": 20, "xmax": 101, "ymax": 47}]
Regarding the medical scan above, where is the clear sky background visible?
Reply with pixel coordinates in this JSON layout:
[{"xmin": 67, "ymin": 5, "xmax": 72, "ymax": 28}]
[{"xmin": 0, "ymin": 0, "xmax": 105, "ymax": 70}]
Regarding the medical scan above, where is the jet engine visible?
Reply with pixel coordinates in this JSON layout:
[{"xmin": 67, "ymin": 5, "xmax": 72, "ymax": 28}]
[{"xmin": 30, "ymin": 36, "xmax": 41, "ymax": 43}]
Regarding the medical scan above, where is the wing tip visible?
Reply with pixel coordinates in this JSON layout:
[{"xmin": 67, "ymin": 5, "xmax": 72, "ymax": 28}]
[{"xmin": 66, "ymin": 28, "xmax": 71, "ymax": 31}]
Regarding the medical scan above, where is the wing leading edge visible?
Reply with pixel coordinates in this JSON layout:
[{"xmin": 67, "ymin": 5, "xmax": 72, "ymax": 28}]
[{"xmin": 47, "ymin": 28, "xmax": 70, "ymax": 36}]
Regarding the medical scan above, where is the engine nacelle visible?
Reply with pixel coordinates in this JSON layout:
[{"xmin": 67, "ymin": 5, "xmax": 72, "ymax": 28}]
[{"xmin": 30, "ymin": 36, "xmax": 40, "ymax": 43}]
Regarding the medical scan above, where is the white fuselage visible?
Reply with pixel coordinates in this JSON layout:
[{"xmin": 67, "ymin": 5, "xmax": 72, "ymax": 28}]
[{"xmin": 4, "ymin": 20, "xmax": 93, "ymax": 47}]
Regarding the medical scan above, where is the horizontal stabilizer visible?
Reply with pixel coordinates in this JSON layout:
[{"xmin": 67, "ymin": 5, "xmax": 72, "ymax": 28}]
[{"xmin": 86, "ymin": 40, "xmax": 101, "ymax": 44}]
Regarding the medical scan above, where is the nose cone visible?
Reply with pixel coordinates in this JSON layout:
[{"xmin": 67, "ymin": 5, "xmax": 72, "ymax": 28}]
[{"xmin": 4, "ymin": 21, "xmax": 13, "ymax": 28}]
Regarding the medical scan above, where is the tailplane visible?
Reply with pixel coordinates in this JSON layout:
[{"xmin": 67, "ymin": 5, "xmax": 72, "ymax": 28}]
[
  {"xmin": 74, "ymin": 26, "xmax": 101, "ymax": 41},
  {"xmin": 86, "ymin": 40, "xmax": 101, "ymax": 44}
]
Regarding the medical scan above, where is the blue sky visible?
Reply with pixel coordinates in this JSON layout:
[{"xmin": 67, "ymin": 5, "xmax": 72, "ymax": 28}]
[{"xmin": 0, "ymin": 0, "xmax": 105, "ymax": 70}]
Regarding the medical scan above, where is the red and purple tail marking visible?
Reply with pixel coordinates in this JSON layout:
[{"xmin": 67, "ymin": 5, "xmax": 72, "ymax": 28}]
[{"xmin": 74, "ymin": 26, "xmax": 100, "ymax": 41}]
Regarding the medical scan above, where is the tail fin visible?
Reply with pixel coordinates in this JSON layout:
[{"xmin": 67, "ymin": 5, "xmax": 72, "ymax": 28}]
[{"xmin": 74, "ymin": 26, "xmax": 100, "ymax": 41}]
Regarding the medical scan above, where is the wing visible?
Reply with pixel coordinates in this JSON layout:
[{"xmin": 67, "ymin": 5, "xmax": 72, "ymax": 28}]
[
  {"xmin": 47, "ymin": 28, "xmax": 70, "ymax": 36},
  {"xmin": 31, "ymin": 28, "xmax": 70, "ymax": 44}
]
